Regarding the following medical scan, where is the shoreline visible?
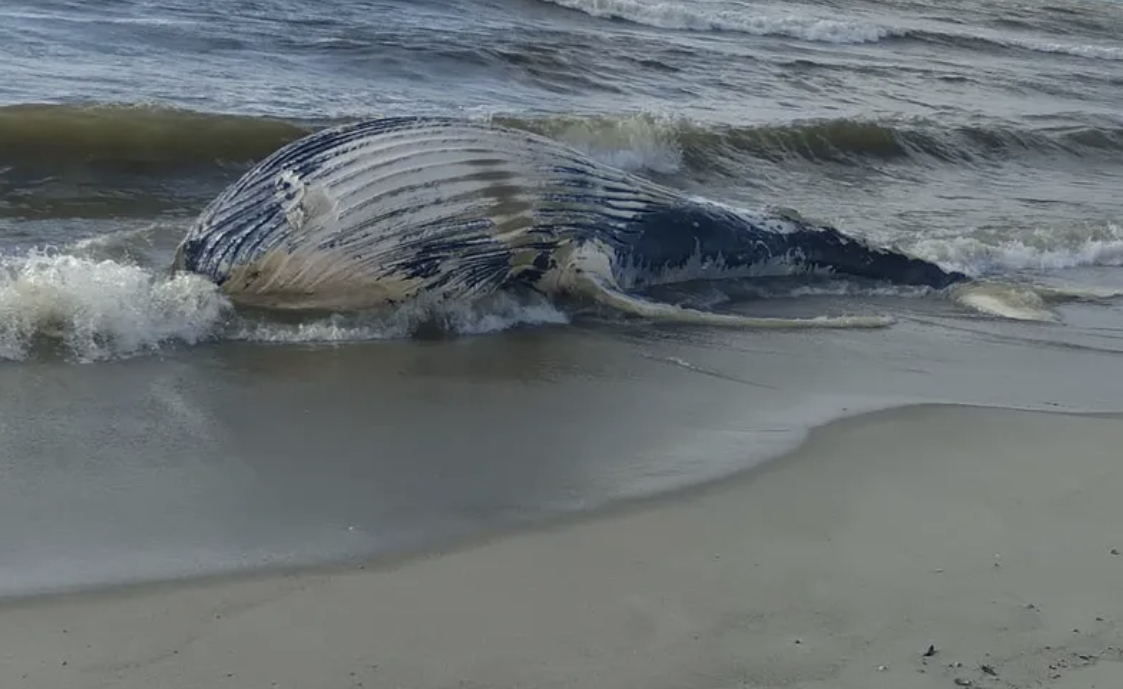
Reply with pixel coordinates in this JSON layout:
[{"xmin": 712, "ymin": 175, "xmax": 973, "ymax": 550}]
[
  {"xmin": 0, "ymin": 394, "xmax": 910, "ymax": 605},
  {"xmin": 3, "ymin": 402, "xmax": 1122, "ymax": 688},
  {"xmin": 0, "ymin": 400, "xmax": 960, "ymax": 605},
  {"xmin": 3, "ymin": 401, "xmax": 1115, "ymax": 607}
]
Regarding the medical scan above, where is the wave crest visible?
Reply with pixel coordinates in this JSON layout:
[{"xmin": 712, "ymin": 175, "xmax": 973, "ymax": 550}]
[
  {"xmin": 538, "ymin": 0, "xmax": 1123, "ymax": 60},
  {"xmin": 3, "ymin": 103, "xmax": 1120, "ymax": 188},
  {"xmin": 537, "ymin": 0, "xmax": 894, "ymax": 44},
  {"xmin": 1005, "ymin": 37, "xmax": 1123, "ymax": 61},
  {"xmin": 491, "ymin": 113, "xmax": 1123, "ymax": 174},
  {"xmin": 907, "ymin": 223, "xmax": 1123, "ymax": 276},
  {"xmin": 0, "ymin": 103, "xmax": 309, "ymax": 173}
]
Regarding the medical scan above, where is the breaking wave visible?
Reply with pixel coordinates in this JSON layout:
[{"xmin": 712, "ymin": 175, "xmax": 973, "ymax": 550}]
[
  {"xmin": 908, "ymin": 28, "xmax": 1123, "ymax": 61},
  {"xmin": 907, "ymin": 223, "xmax": 1123, "ymax": 277},
  {"xmin": 0, "ymin": 250, "xmax": 228, "ymax": 363},
  {"xmin": 1003, "ymin": 37, "xmax": 1123, "ymax": 61},
  {"xmin": 4, "ymin": 104, "xmax": 1122, "ymax": 216},
  {"xmin": 490, "ymin": 113, "xmax": 1123, "ymax": 174},
  {"xmin": 0, "ymin": 103, "xmax": 308, "ymax": 174},
  {"xmin": 536, "ymin": 0, "xmax": 1123, "ymax": 60},
  {"xmin": 536, "ymin": 0, "xmax": 895, "ymax": 44}
]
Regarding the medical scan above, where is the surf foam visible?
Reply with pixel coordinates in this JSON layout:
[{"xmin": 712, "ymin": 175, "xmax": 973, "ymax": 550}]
[
  {"xmin": 0, "ymin": 250, "xmax": 229, "ymax": 362},
  {"xmin": 229, "ymin": 292, "xmax": 570, "ymax": 344},
  {"xmin": 1006, "ymin": 37, "xmax": 1123, "ymax": 61},
  {"xmin": 907, "ymin": 223, "xmax": 1123, "ymax": 277},
  {"xmin": 540, "ymin": 1, "xmax": 1122, "ymax": 60},
  {"xmin": 538, "ymin": 0, "xmax": 895, "ymax": 44}
]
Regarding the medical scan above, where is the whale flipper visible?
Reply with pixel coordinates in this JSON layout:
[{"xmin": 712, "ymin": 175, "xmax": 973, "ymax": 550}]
[{"xmin": 569, "ymin": 266, "xmax": 894, "ymax": 330}]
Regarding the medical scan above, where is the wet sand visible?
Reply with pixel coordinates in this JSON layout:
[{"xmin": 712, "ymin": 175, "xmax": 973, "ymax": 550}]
[{"xmin": 2, "ymin": 403, "xmax": 1122, "ymax": 689}]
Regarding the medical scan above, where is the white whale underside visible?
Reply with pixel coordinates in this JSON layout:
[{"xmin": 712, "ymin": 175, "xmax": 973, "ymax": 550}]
[{"xmin": 176, "ymin": 118, "xmax": 895, "ymax": 329}]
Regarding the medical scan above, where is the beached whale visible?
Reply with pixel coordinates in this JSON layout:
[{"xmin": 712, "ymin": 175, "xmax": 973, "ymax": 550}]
[{"xmin": 172, "ymin": 116, "xmax": 968, "ymax": 328}]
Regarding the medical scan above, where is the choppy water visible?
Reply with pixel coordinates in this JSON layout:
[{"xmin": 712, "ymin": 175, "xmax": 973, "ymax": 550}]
[{"xmin": 1, "ymin": 0, "xmax": 1122, "ymax": 596}]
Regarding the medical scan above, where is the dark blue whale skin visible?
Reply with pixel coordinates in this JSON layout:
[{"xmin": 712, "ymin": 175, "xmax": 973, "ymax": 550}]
[
  {"xmin": 605, "ymin": 201, "xmax": 968, "ymax": 290},
  {"xmin": 173, "ymin": 116, "xmax": 969, "ymax": 307}
]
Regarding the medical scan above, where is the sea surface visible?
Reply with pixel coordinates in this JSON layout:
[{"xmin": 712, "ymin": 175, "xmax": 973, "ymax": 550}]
[{"xmin": 1, "ymin": 0, "xmax": 1122, "ymax": 597}]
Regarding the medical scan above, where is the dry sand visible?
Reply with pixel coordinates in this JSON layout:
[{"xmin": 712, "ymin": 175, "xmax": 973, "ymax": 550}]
[{"xmin": 2, "ymin": 404, "xmax": 1121, "ymax": 689}]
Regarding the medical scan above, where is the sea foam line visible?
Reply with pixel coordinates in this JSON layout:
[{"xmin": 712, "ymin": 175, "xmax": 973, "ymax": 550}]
[
  {"xmin": 1002, "ymin": 36, "xmax": 1123, "ymax": 61},
  {"xmin": 538, "ymin": 0, "xmax": 896, "ymax": 44},
  {"xmin": 907, "ymin": 223, "xmax": 1123, "ymax": 277},
  {"xmin": 539, "ymin": 0, "xmax": 1123, "ymax": 60}
]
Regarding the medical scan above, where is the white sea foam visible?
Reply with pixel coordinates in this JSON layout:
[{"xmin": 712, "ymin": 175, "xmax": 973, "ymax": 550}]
[
  {"xmin": 907, "ymin": 223, "xmax": 1123, "ymax": 277},
  {"xmin": 229, "ymin": 292, "xmax": 569, "ymax": 344},
  {"xmin": 1002, "ymin": 37, "xmax": 1123, "ymax": 61},
  {"xmin": 538, "ymin": 0, "xmax": 896, "ymax": 44},
  {"xmin": 0, "ymin": 250, "xmax": 229, "ymax": 362},
  {"xmin": 540, "ymin": 0, "xmax": 1123, "ymax": 59}
]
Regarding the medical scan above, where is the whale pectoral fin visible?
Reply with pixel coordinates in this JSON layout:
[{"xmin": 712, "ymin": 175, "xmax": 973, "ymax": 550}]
[
  {"xmin": 948, "ymin": 281, "xmax": 1061, "ymax": 322},
  {"xmin": 572, "ymin": 272, "xmax": 894, "ymax": 330}
]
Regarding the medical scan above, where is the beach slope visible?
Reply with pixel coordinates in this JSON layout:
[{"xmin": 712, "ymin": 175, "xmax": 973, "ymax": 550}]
[{"xmin": 2, "ymin": 404, "xmax": 1122, "ymax": 689}]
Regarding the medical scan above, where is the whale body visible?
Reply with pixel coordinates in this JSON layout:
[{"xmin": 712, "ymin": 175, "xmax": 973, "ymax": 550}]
[{"xmin": 173, "ymin": 116, "xmax": 967, "ymax": 327}]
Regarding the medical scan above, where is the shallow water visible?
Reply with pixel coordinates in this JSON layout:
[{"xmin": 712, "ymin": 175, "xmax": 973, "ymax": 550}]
[{"xmin": 1, "ymin": 0, "xmax": 1121, "ymax": 597}]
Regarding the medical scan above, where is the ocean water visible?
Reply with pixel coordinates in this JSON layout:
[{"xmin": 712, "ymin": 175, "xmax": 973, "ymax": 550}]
[{"xmin": 1, "ymin": 0, "xmax": 1122, "ymax": 596}]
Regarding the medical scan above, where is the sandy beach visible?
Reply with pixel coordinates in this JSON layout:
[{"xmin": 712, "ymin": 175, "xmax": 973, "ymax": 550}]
[{"xmin": 2, "ymin": 403, "xmax": 1121, "ymax": 689}]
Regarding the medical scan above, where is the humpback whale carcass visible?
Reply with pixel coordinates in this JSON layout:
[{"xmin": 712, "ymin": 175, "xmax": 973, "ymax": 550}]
[{"xmin": 172, "ymin": 116, "xmax": 968, "ymax": 328}]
